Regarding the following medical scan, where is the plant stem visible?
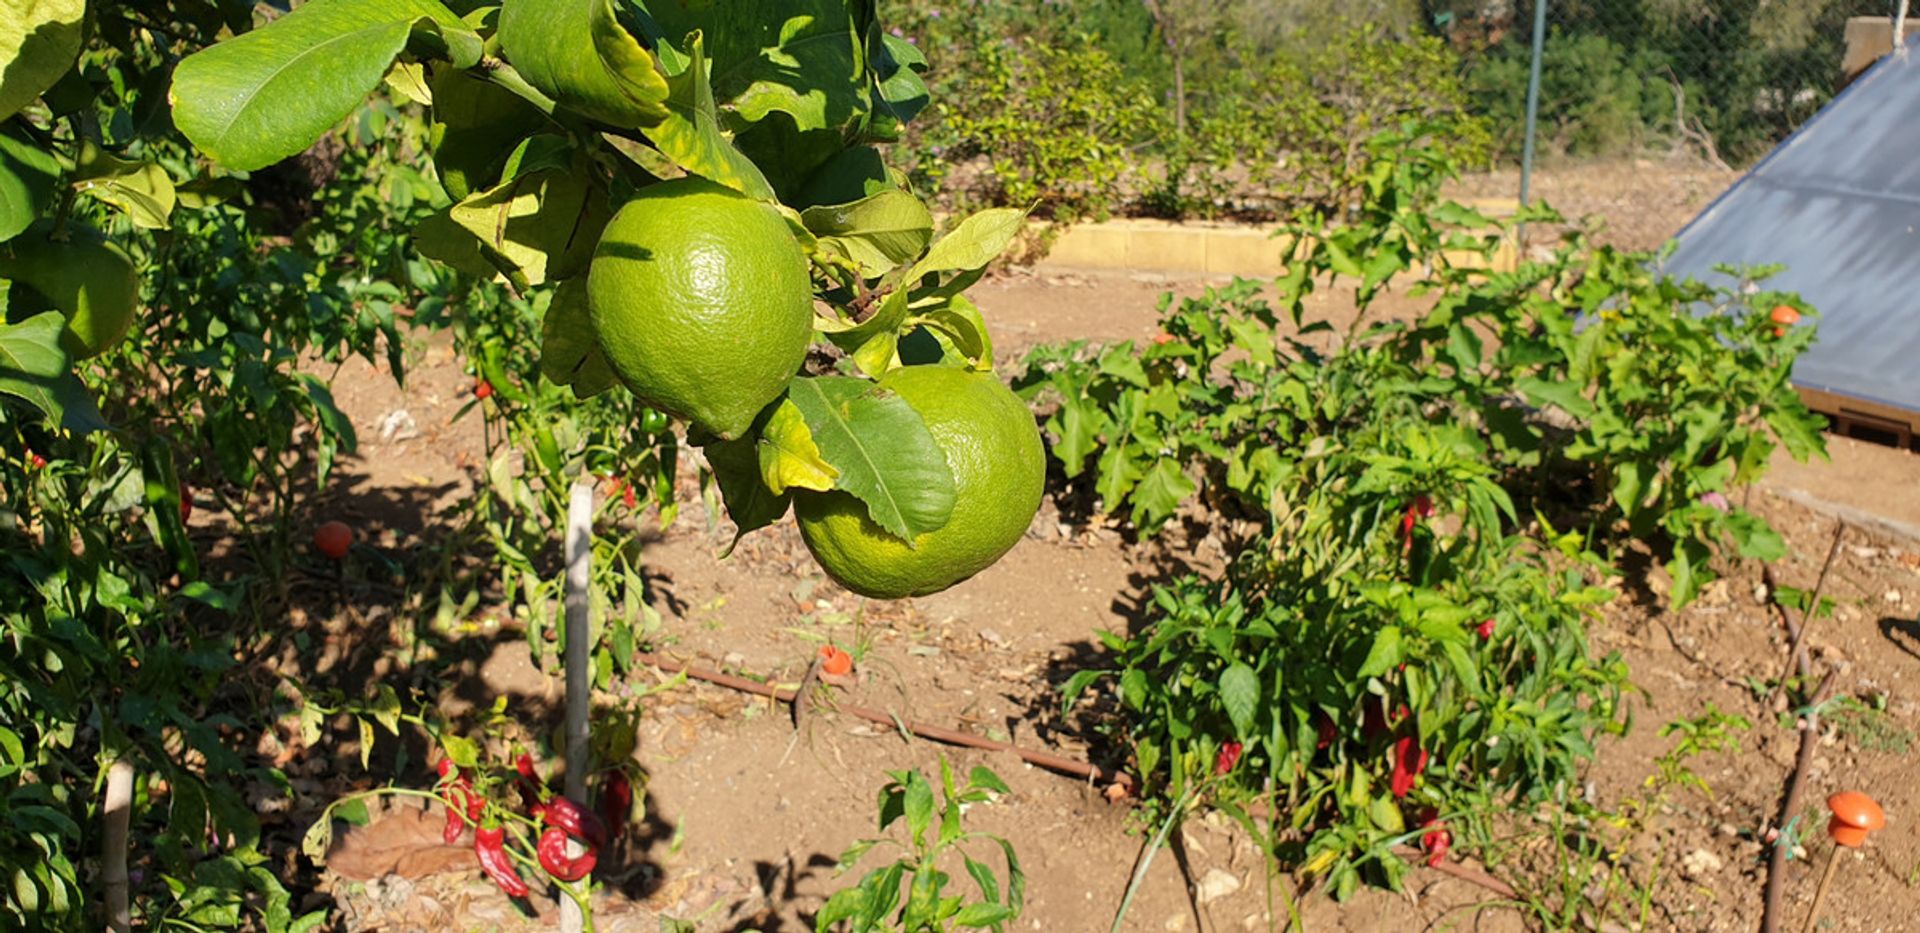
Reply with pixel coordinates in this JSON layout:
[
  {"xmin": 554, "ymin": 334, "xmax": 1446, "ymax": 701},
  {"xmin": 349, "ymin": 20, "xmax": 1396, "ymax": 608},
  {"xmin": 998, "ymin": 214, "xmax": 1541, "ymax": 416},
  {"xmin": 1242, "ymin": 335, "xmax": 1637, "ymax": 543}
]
[{"xmin": 1110, "ymin": 785, "xmax": 1198, "ymax": 933}]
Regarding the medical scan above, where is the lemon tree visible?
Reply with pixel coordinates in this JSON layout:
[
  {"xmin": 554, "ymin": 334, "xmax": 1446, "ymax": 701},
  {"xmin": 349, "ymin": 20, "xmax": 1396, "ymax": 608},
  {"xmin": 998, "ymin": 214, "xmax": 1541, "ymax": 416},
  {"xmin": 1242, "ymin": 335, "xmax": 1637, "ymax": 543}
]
[{"xmin": 157, "ymin": 0, "xmax": 1040, "ymax": 614}]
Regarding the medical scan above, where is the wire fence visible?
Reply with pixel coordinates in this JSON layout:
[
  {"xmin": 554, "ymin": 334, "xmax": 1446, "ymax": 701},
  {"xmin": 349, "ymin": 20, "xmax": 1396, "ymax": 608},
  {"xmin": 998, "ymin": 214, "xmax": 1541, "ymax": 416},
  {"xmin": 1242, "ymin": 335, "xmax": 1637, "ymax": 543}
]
[{"xmin": 1430, "ymin": 0, "xmax": 1900, "ymax": 168}]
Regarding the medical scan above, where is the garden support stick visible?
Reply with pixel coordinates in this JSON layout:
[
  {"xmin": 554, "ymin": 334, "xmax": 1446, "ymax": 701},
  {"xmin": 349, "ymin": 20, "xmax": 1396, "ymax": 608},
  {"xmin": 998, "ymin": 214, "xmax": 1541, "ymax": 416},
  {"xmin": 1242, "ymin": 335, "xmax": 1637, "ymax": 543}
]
[
  {"xmin": 1769, "ymin": 522, "xmax": 1846, "ymax": 708},
  {"xmin": 1800, "ymin": 847, "xmax": 1842, "ymax": 933},
  {"xmin": 1760, "ymin": 669, "xmax": 1837, "ymax": 933},
  {"xmin": 560, "ymin": 482, "xmax": 593, "ymax": 933},
  {"xmin": 103, "ymin": 758, "xmax": 134, "ymax": 933}
]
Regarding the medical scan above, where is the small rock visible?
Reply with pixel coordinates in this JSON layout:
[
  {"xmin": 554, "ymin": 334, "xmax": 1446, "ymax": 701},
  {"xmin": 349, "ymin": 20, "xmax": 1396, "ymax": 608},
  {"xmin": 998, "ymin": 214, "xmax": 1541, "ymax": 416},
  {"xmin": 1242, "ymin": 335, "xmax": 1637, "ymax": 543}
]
[
  {"xmin": 1194, "ymin": 868, "xmax": 1241, "ymax": 904},
  {"xmin": 1681, "ymin": 848, "xmax": 1724, "ymax": 879},
  {"xmin": 1163, "ymin": 913, "xmax": 1188, "ymax": 931},
  {"xmin": 1885, "ymin": 590, "xmax": 1904, "ymax": 605},
  {"xmin": 978, "ymin": 628, "xmax": 1011, "ymax": 649},
  {"xmin": 1718, "ymin": 823, "xmax": 1740, "ymax": 838}
]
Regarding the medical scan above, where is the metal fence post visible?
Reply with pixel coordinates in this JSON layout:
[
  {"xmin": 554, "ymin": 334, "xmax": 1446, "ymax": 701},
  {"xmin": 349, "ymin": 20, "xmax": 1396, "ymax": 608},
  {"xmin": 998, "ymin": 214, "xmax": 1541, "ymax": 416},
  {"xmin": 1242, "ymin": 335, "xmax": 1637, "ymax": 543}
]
[{"xmin": 1519, "ymin": 0, "xmax": 1549, "ymax": 220}]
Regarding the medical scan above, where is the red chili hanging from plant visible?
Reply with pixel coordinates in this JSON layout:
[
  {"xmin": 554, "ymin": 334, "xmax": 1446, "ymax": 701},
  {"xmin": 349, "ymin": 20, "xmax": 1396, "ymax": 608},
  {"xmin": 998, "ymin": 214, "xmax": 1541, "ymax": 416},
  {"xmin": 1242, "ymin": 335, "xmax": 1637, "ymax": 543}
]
[{"xmin": 474, "ymin": 824, "xmax": 530, "ymax": 897}]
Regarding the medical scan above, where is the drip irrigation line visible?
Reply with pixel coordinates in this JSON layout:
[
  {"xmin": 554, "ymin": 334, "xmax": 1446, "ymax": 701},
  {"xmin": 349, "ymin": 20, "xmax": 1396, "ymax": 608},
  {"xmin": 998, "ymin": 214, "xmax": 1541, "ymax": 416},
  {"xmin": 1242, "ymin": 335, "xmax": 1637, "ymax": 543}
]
[
  {"xmin": 634, "ymin": 651, "xmax": 1137, "ymax": 791},
  {"xmin": 1760, "ymin": 668, "xmax": 1838, "ymax": 933}
]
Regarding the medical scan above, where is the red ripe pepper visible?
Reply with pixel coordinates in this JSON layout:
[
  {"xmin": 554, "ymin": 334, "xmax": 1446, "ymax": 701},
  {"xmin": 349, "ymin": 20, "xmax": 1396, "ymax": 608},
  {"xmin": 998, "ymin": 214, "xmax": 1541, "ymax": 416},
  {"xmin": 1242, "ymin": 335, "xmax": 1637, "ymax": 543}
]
[
  {"xmin": 542, "ymin": 796, "xmax": 608, "ymax": 849},
  {"xmin": 1400, "ymin": 494, "xmax": 1434, "ymax": 552},
  {"xmin": 437, "ymin": 759, "xmax": 480, "ymax": 844},
  {"xmin": 515, "ymin": 752, "xmax": 546, "ymax": 819},
  {"xmin": 1213, "ymin": 741, "xmax": 1243, "ymax": 775},
  {"xmin": 1390, "ymin": 736, "xmax": 1429, "ymax": 799},
  {"xmin": 537, "ymin": 826, "xmax": 599, "ymax": 882},
  {"xmin": 599, "ymin": 769, "xmax": 633, "ymax": 841},
  {"xmin": 474, "ymin": 824, "xmax": 529, "ymax": 897},
  {"xmin": 1420, "ymin": 821, "xmax": 1451, "ymax": 867},
  {"xmin": 1315, "ymin": 713, "xmax": 1337, "ymax": 751},
  {"xmin": 1476, "ymin": 618, "xmax": 1496, "ymax": 640}
]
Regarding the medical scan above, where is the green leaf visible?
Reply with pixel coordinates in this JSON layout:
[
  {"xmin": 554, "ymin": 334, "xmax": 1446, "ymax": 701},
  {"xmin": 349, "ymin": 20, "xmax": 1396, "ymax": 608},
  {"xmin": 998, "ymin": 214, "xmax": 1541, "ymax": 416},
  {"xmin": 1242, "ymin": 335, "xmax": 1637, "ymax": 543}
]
[
  {"xmin": 1724, "ymin": 510, "xmax": 1787, "ymax": 561},
  {"xmin": 901, "ymin": 770, "xmax": 934, "ymax": 845},
  {"xmin": 497, "ymin": 0, "xmax": 669, "ymax": 128},
  {"xmin": 649, "ymin": 32, "xmax": 775, "ymax": 201},
  {"xmin": 802, "ymin": 188, "xmax": 933, "ymax": 276},
  {"xmin": 0, "ymin": 124, "xmax": 57, "ymax": 241},
  {"xmin": 0, "ymin": 311, "xmax": 73, "ymax": 423},
  {"xmin": 1219, "ymin": 663, "xmax": 1259, "ymax": 740},
  {"xmin": 909, "ymin": 294, "xmax": 994, "ymax": 372},
  {"xmin": 172, "ymin": 0, "xmax": 480, "ymax": 171},
  {"xmin": 911, "ymin": 208, "xmax": 1027, "ymax": 279},
  {"xmin": 1128, "ymin": 458, "xmax": 1197, "ymax": 533},
  {"xmin": 871, "ymin": 32, "xmax": 930, "ymax": 135},
  {"xmin": 650, "ymin": 0, "xmax": 866, "ymax": 132},
  {"xmin": 538, "ymin": 277, "xmax": 616, "ymax": 398},
  {"xmin": 71, "ymin": 147, "xmax": 175, "ymax": 230},
  {"xmin": 427, "ymin": 64, "xmax": 554, "ymax": 200},
  {"xmin": 703, "ymin": 434, "xmax": 791, "ymax": 551},
  {"xmin": 1357, "ymin": 626, "xmax": 1403, "ymax": 678},
  {"xmin": 439, "ymin": 144, "xmax": 610, "ymax": 287},
  {"xmin": 0, "ymin": 0, "xmax": 83, "ymax": 120},
  {"xmin": 951, "ymin": 903, "xmax": 1016, "ymax": 928},
  {"xmin": 784, "ymin": 376, "xmax": 956, "ymax": 543},
  {"xmin": 756, "ymin": 398, "xmax": 837, "ymax": 494}
]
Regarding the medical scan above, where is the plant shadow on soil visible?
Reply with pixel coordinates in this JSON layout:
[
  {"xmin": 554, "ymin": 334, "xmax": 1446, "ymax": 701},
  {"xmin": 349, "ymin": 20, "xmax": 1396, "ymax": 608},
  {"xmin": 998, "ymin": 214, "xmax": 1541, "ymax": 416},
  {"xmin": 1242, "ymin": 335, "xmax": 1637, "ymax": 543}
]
[
  {"xmin": 198, "ymin": 461, "xmax": 689, "ymax": 911},
  {"xmin": 1878, "ymin": 614, "xmax": 1920, "ymax": 662}
]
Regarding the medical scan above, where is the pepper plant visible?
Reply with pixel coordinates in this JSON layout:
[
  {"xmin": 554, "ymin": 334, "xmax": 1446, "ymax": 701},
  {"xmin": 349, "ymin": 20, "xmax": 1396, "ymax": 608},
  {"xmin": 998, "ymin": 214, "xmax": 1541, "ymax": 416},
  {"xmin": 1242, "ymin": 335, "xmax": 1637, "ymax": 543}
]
[{"xmin": 1038, "ymin": 125, "xmax": 1824, "ymax": 898}]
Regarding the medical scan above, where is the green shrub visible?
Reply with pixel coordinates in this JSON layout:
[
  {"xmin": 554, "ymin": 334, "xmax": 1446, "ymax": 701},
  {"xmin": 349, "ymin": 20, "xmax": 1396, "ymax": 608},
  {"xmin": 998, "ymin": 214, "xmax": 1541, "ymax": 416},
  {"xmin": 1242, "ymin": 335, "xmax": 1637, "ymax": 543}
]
[
  {"xmin": 1027, "ymin": 126, "xmax": 1824, "ymax": 897},
  {"xmin": 905, "ymin": 36, "xmax": 1161, "ymax": 225},
  {"xmin": 1157, "ymin": 23, "xmax": 1491, "ymax": 218}
]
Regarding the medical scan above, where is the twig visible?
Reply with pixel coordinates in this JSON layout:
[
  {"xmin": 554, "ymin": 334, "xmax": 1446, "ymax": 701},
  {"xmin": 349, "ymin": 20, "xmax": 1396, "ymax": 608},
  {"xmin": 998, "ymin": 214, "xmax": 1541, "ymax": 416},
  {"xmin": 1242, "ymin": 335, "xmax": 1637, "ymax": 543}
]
[
  {"xmin": 635, "ymin": 652, "xmax": 1136, "ymax": 791},
  {"xmin": 1388, "ymin": 845, "xmax": 1521, "ymax": 900},
  {"xmin": 791, "ymin": 656, "xmax": 822, "ymax": 730},
  {"xmin": 103, "ymin": 758, "xmax": 135, "ymax": 933},
  {"xmin": 1768, "ymin": 522, "xmax": 1846, "ymax": 707},
  {"xmin": 1760, "ymin": 669, "xmax": 1838, "ymax": 933}
]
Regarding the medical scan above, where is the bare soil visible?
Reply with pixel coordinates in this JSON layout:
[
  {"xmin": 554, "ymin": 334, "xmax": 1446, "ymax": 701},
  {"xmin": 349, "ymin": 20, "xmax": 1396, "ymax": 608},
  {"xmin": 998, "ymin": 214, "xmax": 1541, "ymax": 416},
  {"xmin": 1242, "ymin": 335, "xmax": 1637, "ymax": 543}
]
[{"xmin": 290, "ymin": 161, "xmax": 1920, "ymax": 932}]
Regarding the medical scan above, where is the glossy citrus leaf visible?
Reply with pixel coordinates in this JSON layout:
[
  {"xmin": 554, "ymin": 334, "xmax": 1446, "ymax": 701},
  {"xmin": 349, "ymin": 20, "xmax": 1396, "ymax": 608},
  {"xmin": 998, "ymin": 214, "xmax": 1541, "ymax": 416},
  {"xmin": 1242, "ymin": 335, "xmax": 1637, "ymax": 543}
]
[
  {"xmin": 0, "ymin": 0, "xmax": 83, "ymax": 120},
  {"xmin": 171, "ymin": 0, "xmax": 479, "ymax": 171},
  {"xmin": 0, "ymin": 124, "xmax": 57, "ymax": 241},
  {"xmin": 648, "ymin": 32, "xmax": 774, "ymax": 201},
  {"xmin": 497, "ymin": 0, "xmax": 668, "ymax": 128},
  {"xmin": 784, "ymin": 375, "xmax": 955, "ymax": 542},
  {"xmin": 756, "ymin": 399, "xmax": 837, "ymax": 495},
  {"xmin": 537, "ymin": 277, "xmax": 616, "ymax": 399}
]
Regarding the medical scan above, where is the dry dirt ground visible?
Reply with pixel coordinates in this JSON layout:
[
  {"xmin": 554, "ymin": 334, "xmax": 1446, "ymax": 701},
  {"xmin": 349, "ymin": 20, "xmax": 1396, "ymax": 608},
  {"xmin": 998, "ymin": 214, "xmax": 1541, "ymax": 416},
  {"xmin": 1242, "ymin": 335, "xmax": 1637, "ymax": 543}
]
[{"xmin": 289, "ymin": 161, "xmax": 1920, "ymax": 932}]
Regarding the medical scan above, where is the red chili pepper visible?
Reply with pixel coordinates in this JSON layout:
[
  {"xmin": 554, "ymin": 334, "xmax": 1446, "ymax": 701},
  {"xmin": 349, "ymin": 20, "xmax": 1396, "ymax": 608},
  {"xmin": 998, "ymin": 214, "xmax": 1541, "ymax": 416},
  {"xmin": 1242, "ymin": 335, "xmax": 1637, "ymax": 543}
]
[
  {"xmin": 1399, "ymin": 494, "xmax": 1434, "ymax": 552},
  {"xmin": 180, "ymin": 485, "xmax": 192, "ymax": 523},
  {"xmin": 474, "ymin": 379, "xmax": 494, "ymax": 400},
  {"xmin": 1476, "ymin": 618, "xmax": 1496, "ymax": 640},
  {"xmin": 515, "ymin": 752, "xmax": 546, "ymax": 819},
  {"xmin": 599, "ymin": 769, "xmax": 632, "ymax": 840},
  {"xmin": 1214, "ymin": 741, "xmax": 1243, "ymax": 775},
  {"xmin": 622, "ymin": 481, "xmax": 637, "ymax": 510},
  {"xmin": 1315, "ymin": 714, "xmax": 1337, "ymax": 751},
  {"xmin": 437, "ymin": 759, "xmax": 476, "ymax": 844},
  {"xmin": 537, "ymin": 825, "xmax": 599, "ymax": 882},
  {"xmin": 474, "ymin": 824, "xmax": 529, "ymax": 897},
  {"xmin": 541, "ymin": 796, "xmax": 608, "ymax": 849},
  {"xmin": 27, "ymin": 452, "xmax": 46, "ymax": 470},
  {"xmin": 1390, "ymin": 736, "xmax": 1429, "ymax": 799},
  {"xmin": 1419, "ymin": 814, "xmax": 1451, "ymax": 867}
]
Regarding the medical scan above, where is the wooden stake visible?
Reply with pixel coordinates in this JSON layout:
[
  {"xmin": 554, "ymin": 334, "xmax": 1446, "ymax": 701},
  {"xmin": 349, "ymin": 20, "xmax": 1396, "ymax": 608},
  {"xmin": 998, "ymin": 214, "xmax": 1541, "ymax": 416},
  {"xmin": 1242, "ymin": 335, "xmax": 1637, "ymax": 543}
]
[
  {"xmin": 1801, "ymin": 846, "xmax": 1842, "ymax": 933},
  {"xmin": 103, "ymin": 758, "xmax": 134, "ymax": 933},
  {"xmin": 560, "ymin": 482, "xmax": 593, "ymax": 933}
]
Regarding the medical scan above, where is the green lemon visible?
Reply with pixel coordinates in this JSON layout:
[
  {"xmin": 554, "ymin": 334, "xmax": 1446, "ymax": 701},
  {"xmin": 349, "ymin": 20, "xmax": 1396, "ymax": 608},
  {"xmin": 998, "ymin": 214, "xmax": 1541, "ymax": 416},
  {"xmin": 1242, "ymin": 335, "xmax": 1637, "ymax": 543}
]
[
  {"xmin": 796, "ymin": 365, "xmax": 1045, "ymax": 599},
  {"xmin": 0, "ymin": 222, "xmax": 138, "ymax": 360},
  {"xmin": 586, "ymin": 177, "xmax": 812, "ymax": 440}
]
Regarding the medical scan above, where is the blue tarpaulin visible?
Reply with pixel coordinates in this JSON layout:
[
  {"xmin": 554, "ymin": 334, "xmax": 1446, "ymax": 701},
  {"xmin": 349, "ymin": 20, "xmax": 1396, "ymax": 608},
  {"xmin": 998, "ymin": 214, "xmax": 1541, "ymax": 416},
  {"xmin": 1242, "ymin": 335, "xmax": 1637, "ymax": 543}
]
[{"xmin": 1662, "ymin": 41, "xmax": 1920, "ymax": 421}]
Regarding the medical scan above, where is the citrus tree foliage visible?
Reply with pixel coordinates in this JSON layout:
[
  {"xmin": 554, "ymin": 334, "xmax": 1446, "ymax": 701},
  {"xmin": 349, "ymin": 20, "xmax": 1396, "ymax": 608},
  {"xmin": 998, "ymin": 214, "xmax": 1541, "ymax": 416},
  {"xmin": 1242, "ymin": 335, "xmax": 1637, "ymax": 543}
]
[
  {"xmin": 171, "ymin": 0, "xmax": 1027, "ymax": 555},
  {"xmin": 0, "ymin": 2, "xmax": 446, "ymax": 928}
]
